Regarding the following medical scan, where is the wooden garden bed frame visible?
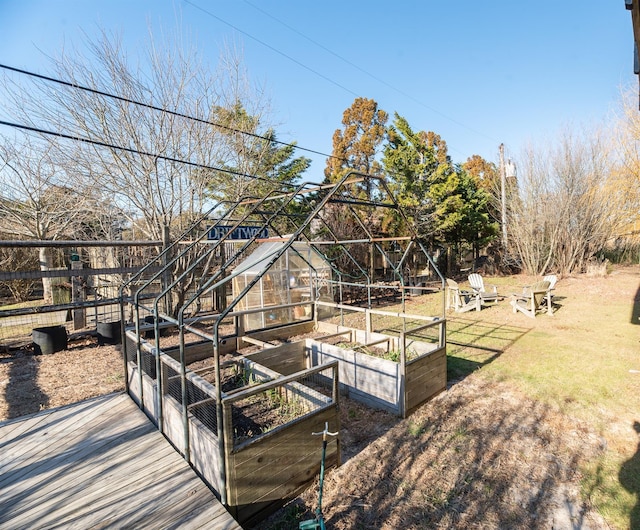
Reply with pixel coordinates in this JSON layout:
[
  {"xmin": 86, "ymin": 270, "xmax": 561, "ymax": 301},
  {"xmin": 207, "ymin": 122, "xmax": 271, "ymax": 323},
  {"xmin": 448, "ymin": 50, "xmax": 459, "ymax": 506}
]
[
  {"xmin": 125, "ymin": 327, "xmax": 340, "ymax": 526},
  {"xmin": 244, "ymin": 320, "xmax": 446, "ymax": 418},
  {"xmin": 120, "ymin": 172, "xmax": 447, "ymax": 525}
]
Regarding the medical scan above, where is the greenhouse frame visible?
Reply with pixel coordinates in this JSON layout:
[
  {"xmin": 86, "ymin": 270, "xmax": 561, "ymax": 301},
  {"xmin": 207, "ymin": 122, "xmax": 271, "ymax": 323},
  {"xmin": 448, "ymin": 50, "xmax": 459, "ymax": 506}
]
[{"xmin": 119, "ymin": 172, "xmax": 447, "ymax": 525}]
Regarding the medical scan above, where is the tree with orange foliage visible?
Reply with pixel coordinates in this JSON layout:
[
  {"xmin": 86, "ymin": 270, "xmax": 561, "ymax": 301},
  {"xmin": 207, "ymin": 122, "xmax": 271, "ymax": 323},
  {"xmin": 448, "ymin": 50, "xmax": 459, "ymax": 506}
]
[{"xmin": 324, "ymin": 97, "xmax": 388, "ymax": 201}]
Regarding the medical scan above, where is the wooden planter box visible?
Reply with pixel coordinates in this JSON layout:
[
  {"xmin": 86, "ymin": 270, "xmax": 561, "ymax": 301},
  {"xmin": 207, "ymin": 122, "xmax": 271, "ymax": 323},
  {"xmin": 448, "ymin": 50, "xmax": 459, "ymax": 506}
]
[
  {"xmin": 244, "ymin": 326, "xmax": 447, "ymax": 418},
  {"xmin": 124, "ymin": 316, "xmax": 446, "ymax": 525},
  {"xmin": 125, "ymin": 332, "xmax": 339, "ymax": 527},
  {"xmin": 306, "ymin": 339, "xmax": 402, "ymax": 414},
  {"xmin": 306, "ymin": 338, "xmax": 447, "ymax": 417}
]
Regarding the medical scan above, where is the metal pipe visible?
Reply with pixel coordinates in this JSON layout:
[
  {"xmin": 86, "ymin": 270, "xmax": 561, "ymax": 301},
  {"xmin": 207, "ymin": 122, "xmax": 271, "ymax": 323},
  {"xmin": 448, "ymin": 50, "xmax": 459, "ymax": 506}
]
[
  {"xmin": 119, "ymin": 294, "xmax": 129, "ymax": 395},
  {"xmin": 0, "ymin": 239, "xmax": 162, "ymax": 247}
]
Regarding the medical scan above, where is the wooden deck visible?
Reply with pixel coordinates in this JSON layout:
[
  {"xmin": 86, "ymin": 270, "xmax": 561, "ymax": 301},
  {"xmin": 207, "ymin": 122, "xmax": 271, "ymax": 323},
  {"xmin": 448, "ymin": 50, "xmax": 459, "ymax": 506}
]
[{"xmin": 0, "ymin": 393, "xmax": 242, "ymax": 530}]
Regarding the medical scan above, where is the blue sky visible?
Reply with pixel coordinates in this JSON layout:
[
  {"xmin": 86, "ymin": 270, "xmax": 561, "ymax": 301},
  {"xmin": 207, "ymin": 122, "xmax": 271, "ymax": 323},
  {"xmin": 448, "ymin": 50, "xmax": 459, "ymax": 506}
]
[{"xmin": 0, "ymin": 1, "xmax": 635, "ymax": 178}]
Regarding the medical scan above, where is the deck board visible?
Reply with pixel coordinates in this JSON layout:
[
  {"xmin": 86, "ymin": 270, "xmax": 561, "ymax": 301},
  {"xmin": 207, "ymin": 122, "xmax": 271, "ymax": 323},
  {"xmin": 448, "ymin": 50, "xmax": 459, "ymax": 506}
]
[
  {"xmin": 0, "ymin": 399, "xmax": 144, "ymax": 483},
  {"xmin": 0, "ymin": 393, "xmax": 242, "ymax": 530}
]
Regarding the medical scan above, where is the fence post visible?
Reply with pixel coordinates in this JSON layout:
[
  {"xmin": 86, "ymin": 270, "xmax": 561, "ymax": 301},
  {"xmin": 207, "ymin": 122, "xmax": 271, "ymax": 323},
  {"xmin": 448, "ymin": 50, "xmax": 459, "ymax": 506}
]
[
  {"xmin": 399, "ymin": 331, "xmax": 406, "ymax": 417},
  {"xmin": 71, "ymin": 256, "xmax": 86, "ymax": 330}
]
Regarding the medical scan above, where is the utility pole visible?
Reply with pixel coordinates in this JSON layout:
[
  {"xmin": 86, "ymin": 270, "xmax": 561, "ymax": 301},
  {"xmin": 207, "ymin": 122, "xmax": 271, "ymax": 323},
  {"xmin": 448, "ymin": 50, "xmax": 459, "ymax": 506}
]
[
  {"xmin": 499, "ymin": 143, "xmax": 517, "ymax": 252},
  {"xmin": 499, "ymin": 143, "xmax": 507, "ymax": 250}
]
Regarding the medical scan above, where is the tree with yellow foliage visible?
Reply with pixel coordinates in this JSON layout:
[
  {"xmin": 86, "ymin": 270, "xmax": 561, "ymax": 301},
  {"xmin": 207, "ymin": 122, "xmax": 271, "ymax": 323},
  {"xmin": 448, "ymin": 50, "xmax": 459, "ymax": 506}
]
[{"xmin": 611, "ymin": 86, "xmax": 640, "ymax": 252}]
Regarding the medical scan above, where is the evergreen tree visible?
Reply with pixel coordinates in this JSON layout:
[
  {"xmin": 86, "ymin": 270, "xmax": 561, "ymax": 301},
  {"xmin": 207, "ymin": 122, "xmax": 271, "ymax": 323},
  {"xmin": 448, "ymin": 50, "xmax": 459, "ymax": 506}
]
[
  {"xmin": 382, "ymin": 113, "xmax": 497, "ymax": 272},
  {"xmin": 206, "ymin": 104, "xmax": 311, "ymax": 203}
]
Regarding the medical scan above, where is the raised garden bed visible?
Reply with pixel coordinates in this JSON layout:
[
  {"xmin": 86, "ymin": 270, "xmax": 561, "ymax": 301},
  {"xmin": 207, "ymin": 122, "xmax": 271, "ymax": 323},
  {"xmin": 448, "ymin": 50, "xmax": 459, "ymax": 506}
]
[
  {"xmin": 124, "ymin": 329, "xmax": 340, "ymax": 527},
  {"xmin": 241, "ymin": 322, "xmax": 447, "ymax": 417}
]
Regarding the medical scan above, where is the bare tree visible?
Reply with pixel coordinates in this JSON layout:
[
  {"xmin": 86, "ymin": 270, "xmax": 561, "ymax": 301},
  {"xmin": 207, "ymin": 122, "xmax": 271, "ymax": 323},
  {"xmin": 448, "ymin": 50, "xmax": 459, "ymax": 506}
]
[
  {"xmin": 1, "ymin": 29, "xmax": 277, "ymax": 314},
  {"xmin": 0, "ymin": 135, "xmax": 102, "ymax": 301},
  {"xmin": 509, "ymin": 128, "xmax": 621, "ymax": 276},
  {"xmin": 1, "ymin": 30, "xmax": 274, "ymax": 241},
  {"xmin": 51, "ymin": 32, "xmax": 220, "ymax": 242},
  {"xmin": 0, "ymin": 241, "xmax": 39, "ymax": 302}
]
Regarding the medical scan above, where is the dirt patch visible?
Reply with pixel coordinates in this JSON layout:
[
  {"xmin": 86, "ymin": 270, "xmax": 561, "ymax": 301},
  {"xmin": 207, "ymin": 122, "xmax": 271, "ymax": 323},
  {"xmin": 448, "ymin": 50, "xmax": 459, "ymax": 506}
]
[{"xmin": 0, "ymin": 336, "xmax": 124, "ymax": 421}]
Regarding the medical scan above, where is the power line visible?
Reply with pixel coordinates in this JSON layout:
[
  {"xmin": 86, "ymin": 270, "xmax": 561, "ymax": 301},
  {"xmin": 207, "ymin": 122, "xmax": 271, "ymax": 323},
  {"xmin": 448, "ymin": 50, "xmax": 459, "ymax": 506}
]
[
  {"xmin": 0, "ymin": 62, "xmax": 338, "ymax": 162},
  {"xmin": 0, "ymin": 118, "xmax": 292, "ymax": 188},
  {"xmin": 199, "ymin": 0, "xmax": 497, "ymax": 146},
  {"xmin": 183, "ymin": 0, "xmax": 360, "ymax": 100}
]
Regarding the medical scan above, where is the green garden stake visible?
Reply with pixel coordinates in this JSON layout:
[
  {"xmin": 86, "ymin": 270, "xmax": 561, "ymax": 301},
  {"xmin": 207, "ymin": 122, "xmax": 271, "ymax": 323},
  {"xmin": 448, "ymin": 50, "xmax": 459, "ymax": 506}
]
[{"xmin": 299, "ymin": 422, "xmax": 338, "ymax": 530}]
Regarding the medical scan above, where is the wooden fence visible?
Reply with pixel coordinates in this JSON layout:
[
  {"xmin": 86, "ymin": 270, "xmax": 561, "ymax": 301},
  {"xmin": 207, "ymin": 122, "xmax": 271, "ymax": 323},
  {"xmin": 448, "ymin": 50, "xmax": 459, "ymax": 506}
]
[{"xmin": 0, "ymin": 240, "xmax": 161, "ymax": 346}]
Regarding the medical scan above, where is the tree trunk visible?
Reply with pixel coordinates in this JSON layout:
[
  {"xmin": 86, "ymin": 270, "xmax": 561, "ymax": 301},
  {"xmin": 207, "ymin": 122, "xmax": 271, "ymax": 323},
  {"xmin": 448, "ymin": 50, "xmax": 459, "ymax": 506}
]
[{"xmin": 39, "ymin": 247, "xmax": 54, "ymax": 303}]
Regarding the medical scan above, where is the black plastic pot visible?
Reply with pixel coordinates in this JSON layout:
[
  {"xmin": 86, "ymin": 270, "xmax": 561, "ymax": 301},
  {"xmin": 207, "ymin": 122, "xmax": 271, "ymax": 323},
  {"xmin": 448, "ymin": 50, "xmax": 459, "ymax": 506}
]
[
  {"xmin": 32, "ymin": 325, "xmax": 68, "ymax": 355},
  {"xmin": 97, "ymin": 320, "xmax": 122, "ymax": 346},
  {"xmin": 144, "ymin": 315, "xmax": 168, "ymax": 339}
]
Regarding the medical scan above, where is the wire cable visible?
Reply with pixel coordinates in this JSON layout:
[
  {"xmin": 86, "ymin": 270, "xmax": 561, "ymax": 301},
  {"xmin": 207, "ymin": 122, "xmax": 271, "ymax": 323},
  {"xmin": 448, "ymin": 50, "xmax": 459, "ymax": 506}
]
[
  {"xmin": 183, "ymin": 0, "xmax": 360, "ymax": 100},
  {"xmin": 0, "ymin": 118, "xmax": 294, "ymax": 187},
  {"xmin": 0, "ymin": 62, "xmax": 339, "ymax": 162},
  {"xmin": 195, "ymin": 0, "xmax": 497, "ymax": 145}
]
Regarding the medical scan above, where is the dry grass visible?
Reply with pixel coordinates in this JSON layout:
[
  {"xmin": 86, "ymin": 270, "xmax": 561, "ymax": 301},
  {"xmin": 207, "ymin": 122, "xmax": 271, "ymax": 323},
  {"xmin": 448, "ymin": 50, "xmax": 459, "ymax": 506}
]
[
  {"xmin": 1, "ymin": 267, "xmax": 638, "ymax": 529},
  {"xmin": 0, "ymin": 337, "xmax": 124, "ymax": 420},
  {"xmin": 258, "ymin": 266, "xmax": 640, "ymax": 530},
  {"xmin": 303, "ymin": 378, "xmax": 605, "ymax": 529}
]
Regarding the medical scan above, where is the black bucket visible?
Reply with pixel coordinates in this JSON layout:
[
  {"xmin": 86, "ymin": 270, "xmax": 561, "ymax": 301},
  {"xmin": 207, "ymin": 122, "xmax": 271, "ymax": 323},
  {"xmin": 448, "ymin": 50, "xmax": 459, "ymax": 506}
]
[
  {"xmin": 32, "ymin": 325, "xmax": 68, "ymax": 355},
  {"xmin": 97, "ymin": 320, "xmax": 122, "ymax": 345},
  {"xmin": 144, "ymin": 315, "xmax": 168, "ymax": 339}
]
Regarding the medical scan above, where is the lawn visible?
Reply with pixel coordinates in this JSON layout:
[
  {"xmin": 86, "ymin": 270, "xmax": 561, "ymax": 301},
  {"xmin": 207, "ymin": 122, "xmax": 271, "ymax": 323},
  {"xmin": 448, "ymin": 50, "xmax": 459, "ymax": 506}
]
[
  {"xmin": 260, "ymin": 265, "xmax": 640, "ymax": 530},
  {"xmin": 426, "ymin": 267, "xmax": 639, "ymax": 530}
]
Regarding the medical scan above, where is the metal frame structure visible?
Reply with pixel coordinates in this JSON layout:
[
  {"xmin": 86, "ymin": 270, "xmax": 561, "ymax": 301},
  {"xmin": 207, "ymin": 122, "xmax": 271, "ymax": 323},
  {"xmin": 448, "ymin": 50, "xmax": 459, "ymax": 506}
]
[{"xmin": 120, "ymin": 172, "xmax": 447, "ymax": 512}]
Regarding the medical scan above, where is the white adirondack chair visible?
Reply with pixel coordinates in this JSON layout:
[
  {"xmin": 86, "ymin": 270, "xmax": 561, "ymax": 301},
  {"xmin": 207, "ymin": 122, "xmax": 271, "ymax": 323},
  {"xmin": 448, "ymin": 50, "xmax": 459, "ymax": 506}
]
[
  {"xmin": 468, "ymin": 273, "xmax": 500, "ymax": 307},
  {"xmin": 511, "ymin": 280, "xmax": 551, "ymax": 318},
  {"xmin": 446, "ymin": 278, "xmax": 480, "ymax": 313}
]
